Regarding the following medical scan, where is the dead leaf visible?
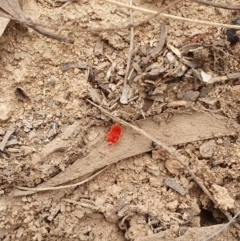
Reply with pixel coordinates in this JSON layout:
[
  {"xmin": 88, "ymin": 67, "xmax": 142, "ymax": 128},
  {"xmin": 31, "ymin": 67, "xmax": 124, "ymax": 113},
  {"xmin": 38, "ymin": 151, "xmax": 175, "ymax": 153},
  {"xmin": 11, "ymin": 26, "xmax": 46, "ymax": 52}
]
[
  {"xmin": 149, "ymin": 23, "xmax": 167, "ymax": 57},
  {"xmin": 12, "ymin": 112, "xmax": 239, "ymax": 196},
  {"xmin": 167, "ymin": 43, "xmax": 182, "ymax": 58},
  {"xmin": 0, "ymin": 0, "xmax": 24, "ymax": 20},
  {"xmin": 0, "ymin": 0, "xmax": 25, "ymax": 36},
  {"xmin": 0, "ymin": 17, "xmax": 9, "ymax": 36}
]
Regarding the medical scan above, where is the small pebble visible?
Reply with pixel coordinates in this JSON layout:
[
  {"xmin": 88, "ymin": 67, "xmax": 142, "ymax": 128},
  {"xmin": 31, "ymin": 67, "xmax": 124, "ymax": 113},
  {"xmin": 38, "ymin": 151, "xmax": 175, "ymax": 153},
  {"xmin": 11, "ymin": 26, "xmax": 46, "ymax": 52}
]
[
  {"xmin": 77, "ymin": 62, "xmax": 87, "ymax": 69},
  {"xmin": 0, "ymin": 103, "xmax": 11, "ymax": 122},
  {"xmin": 47, "ymin": 122, "xmax": 58, "ymax": 138},
  {"xmin": 74, "ymin": 68, "xmax": 80, "ymax": 74},
  {"xmin": 199, "ymin": 140, "xmax": 216, "ymax": 158},
  {"xmin": 22, "ymin": 120, "xmax": 33, "ymax": 133},
  {"xmin": 174, "ymin": 30, "xmax": 183, "ymax": 37},
  {"xmin": 223, "ymin": 139, "xmax": 231, "ymax": 147},
  {"xmin": 89, "ymin": 88, "xmax": 102, "ymax": 104},
  {"xmin": 34, "ymin": 110, "xmax": 46, "ymax": 119},
  {"xmin": 16, "ymin": 227, "xmax": 24, "ymax": 238},
  {"xmin": 34, "ymin": 95, "xmax": 43, "ymax": 102},
  {"xmin": 166, "ymin": 200, "xmax": 178, "ymax": 211},
  {"xmin": 0, "ymin": 127, "xmax": 5, "ymax": 135},
  {"xmin": 45, "ymin": 99, "xmax": 54, "ymax": 107},
  {"xmin": 216, "ymin": 138, "xmax": 223, "ymax": 144},
  {"xmin": 55, "ymin": 110, "xmax": 61, "ymax": 117},
  {"xmin": 32, "ymin": 120, "xmax": 43, "ymax": 128},
  {"xmin": 165, "ymin": 158, "xmax": 183, "ymax": 175},
  {"xmin": 62, "ymin": 63, "xmax": 71, "ymax": 72},
  {"xmin": 182, "ymin": 90, "xmax": 200, "ymax": 102},
  {"xmin": 87, "ymin": 129, "xmax": 99, "ymax": 142},
  {"xmin": 45, "ymin": 77, "xmax": 57, "ymax": 85}
]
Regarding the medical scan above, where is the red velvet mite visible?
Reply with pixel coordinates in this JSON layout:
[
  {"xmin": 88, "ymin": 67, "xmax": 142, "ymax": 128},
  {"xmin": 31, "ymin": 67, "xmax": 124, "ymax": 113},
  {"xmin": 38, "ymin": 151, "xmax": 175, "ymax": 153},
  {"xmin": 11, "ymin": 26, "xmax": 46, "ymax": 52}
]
[{"xmin": 106, "ymin": 124, "xmax": 122, "ymax": 145}]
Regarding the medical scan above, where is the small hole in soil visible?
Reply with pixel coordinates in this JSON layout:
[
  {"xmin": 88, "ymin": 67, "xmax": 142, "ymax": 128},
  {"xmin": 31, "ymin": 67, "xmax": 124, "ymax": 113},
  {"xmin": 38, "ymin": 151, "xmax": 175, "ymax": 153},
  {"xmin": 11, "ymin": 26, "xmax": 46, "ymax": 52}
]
[
  {"xmin": 200, "ymin": 208, "xmax": 218, "ymax": 226},
  {"xmin": 215, "ymin": 100, "xmax": 221, "ymax": 109},
  {"xmin": 229, "ymin": 135, "xmax": 238, "ymax": 143},
  {"xmin": 236, "ymin": 114, "xmax": 240, "ymax": 124},
  {"xmin": 236, "ymin": 194, "xmax": 240, "ymax": 200},
  {"xmin": 219, "ymin": 163, "xmax": 228, "ymax": 168},
  {"xmin": 123, "ymin": 219, "xmax": 130, "ymax": 229}
]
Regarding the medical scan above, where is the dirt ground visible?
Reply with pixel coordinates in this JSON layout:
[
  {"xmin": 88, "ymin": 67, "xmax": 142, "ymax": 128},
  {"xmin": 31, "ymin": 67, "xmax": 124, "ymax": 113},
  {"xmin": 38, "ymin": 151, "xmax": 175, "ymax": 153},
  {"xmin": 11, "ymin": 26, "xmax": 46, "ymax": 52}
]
[{"xmin": 0, "ymin": 0, "xmax": 240, "ymax": 240}]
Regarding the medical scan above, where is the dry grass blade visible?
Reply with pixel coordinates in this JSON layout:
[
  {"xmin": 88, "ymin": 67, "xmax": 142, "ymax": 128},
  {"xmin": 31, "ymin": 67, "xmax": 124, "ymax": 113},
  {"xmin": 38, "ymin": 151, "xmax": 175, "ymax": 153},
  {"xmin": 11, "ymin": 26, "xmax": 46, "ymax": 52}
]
[
  {"xmin": 30, "ymin": 25, "xmax": 74, "ymax": 44},
  {"xmin": 194, "ymin": 0, "xmax": 240, "ymax": 10},
  {"xmin": 102, "ymin": 0, "xmax": 240, "ymax": 30},
  {"xmin": 120, "ymin": 0, "xmax": 134, "ymax": 104},
  {"xmin": 10, "ymin": 0, "xmax": 184, "ymax": 34},
  {"xmin": 16, "ymin": 166, "xmax": 108, "ymax": 192}
]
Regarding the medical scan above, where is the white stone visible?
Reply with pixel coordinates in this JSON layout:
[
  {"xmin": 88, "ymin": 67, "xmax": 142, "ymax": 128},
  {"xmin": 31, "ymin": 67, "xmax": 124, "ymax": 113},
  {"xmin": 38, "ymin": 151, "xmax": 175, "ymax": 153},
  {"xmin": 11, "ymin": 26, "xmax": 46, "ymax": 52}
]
[{"xmin": 0, "ymin": 103, "xmax": 11, "ymax": 122}]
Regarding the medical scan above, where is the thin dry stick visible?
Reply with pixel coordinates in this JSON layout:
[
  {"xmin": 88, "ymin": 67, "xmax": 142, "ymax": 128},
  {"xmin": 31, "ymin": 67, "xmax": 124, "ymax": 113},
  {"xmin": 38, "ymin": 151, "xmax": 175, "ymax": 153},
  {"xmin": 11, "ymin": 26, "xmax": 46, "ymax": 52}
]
[
  {"xmin": 102, "ymin": 0, "xmax": 240, "ymax": 30},
  {"xmin": 193, "ymin": 0, "xmax": 240, "ymax": 10},
  {"xmin": 202, "ymin": 209, "xmax": 240, "ymax": 241},
  {"xmin": 23, "ymin": 0, "xmax": 184, "ymax": 32},
  {"xmin": 2, "ymin": 0, "xmax": 240, "ymax": 40},
  {"xmin": 31, "ymin": 25, "xmax": 74, "ymax": 44},
  {"xmin": 0, "ymin": 0, "xmax": 183, "ymax": 39},
  {"xmin": 125, "ymin": 0, "xmax": 134, "ymax": 84},
  {"xmin": 103, "ymin": 0, "xmax": 155, "ymax": 14},
  {"xmin": 87, "ymin": 100, "xmax": 239, "ymax": 228},
  {"xmin": 16, "ymin": 166, "xmax": 108, "ymax": 192},
  {"xmin": 3, "ymin": 0, "xmax": 240, "ymax": 36},
  {"xmin": 120, "ymin": 0, "xmax": 134, "ymax": 104}
]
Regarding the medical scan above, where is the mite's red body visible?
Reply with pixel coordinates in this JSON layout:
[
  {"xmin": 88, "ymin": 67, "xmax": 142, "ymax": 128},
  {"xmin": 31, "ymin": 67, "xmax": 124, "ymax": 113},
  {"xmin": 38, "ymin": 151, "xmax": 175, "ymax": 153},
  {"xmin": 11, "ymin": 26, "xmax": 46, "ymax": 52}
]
[{"xmin": 106, "ymin": 124, "xmax": 122, "ymax": 145}]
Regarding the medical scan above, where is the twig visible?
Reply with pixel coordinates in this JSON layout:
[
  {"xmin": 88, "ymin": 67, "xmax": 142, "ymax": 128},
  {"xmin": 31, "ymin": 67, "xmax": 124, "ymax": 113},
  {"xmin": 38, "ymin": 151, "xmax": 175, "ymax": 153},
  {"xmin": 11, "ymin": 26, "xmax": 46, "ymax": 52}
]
[
  {"xmin": 30, "ymin": 25, "xmax": 74, "ymax": 44},
  {"xmin": 120, "ymin": 0, "xmax": 134, "ymax": 104},
  {"xmin": 18, "ymin": 0, "xmax": 184, "ymax": 33},
  {"xmin": 0, "ymin": 17, "xmax": 73, "ymax": 43},
  {"xmin": 193, "ymin": 0, "xmax": 240, "ymax": 10},
  {"xmin": 103, "ymin": 0, "xmax": 155, "ymax": 14},
  {"xmin": 16, "ymin": 166, "xmax": 108, "ymax": 192},
  {"xmin": 40, "ymin": 14, "xmax": 240, "ymax": 32},
  {"xmin": 54, "ymin": 0, "xmax": 77, "ymax": 3},
  {"xmin": 202, "ymin": 209, "xmax": 240, "ymax": 241},
  {"xmin": 100, "ymin": 0, "xmax": 240, "ymax": 30},
  {"xmin": 63, "ymin": 198, "xmax": 98, "ymax": 210},
  {"xmin": 56, "ymin": 0, "xmax": 78, "ymax": 9},
  {"xmin": 2, "ymin": 0, "xmax": 240, "ymax": 38},
  {"xmin": 206, "ymin": 72, "xmax": 240, "ymax": 84}
]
